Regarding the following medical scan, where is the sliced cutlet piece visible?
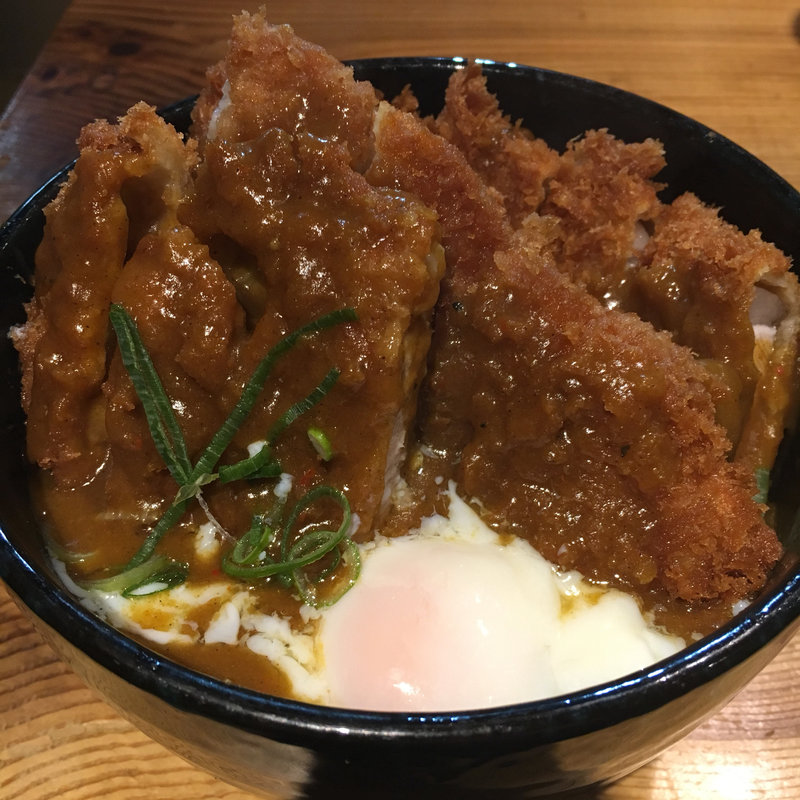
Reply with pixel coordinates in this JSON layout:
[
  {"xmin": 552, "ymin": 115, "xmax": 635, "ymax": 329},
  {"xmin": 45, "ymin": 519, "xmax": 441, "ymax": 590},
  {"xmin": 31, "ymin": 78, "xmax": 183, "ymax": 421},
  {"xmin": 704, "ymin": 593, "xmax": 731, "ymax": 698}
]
[
  {"xmin": 539, "ymin": 129, "xmax": 665, "ymax": 305},
  {"xmin": 643, "ymin": 193, "xmax": 800, "ymax": 475},
  {"xmin": 544, "ymin": 137, "xmax": 800, "ymax": 470},
  {"xmin": 431, "ymin": 61, "xmax": 561, "ymax": 226},
  {"xmin": 367, "ymin": 100, "xmax": 781, "ymax": 636},
  {"xmin": 14, "ymin": 102, "xmax": 250, "ymax": 539},
  {"xmin": 437, "ymin": 65, "xmax": 800, "ymax": 477},
  {"xmin": 180, "ymin": 13, "xmax": 444, "ymax": 537},
  {"xmin": 14, "ymin": 103, "xmax": 201, "ymax": 489}
]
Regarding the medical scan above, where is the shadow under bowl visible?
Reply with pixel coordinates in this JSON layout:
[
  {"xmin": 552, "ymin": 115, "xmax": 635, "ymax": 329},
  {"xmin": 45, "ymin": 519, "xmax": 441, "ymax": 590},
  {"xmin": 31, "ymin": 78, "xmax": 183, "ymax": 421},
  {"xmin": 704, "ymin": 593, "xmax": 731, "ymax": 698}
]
[{"xmin": 1, "ymin": 57, "xmax": 800, "ymax": 799}]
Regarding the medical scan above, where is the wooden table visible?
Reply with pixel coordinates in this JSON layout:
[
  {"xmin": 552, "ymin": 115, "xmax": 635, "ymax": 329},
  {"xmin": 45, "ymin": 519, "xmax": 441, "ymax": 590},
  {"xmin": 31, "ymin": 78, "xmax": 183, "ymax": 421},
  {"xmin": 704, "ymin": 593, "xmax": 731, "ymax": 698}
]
[{"xmin": 2, "ymin": 1, "xmax": 800, "ymax": 797}]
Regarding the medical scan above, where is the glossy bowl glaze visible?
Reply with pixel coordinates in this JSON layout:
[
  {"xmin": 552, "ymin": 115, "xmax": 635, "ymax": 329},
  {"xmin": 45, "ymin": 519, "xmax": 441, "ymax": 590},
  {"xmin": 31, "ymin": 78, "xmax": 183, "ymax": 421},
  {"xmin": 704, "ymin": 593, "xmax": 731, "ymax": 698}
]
[{"xmin": 2, "ymin": 58, "xmax": 800, "ymax": 799}]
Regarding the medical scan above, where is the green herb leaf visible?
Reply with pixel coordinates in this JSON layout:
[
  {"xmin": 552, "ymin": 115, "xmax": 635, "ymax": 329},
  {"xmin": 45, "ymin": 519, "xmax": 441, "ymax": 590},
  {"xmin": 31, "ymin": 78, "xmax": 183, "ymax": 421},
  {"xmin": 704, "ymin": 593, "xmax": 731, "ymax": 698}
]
[
  {"xmin": 217, "ymin": 443, "xmax": 278, "ymax": 484},
  {"xmin": 267, "ymin": 368, "xmax": 340, "ymax": 444},
  {"xmin": 124, "ymin": 499, "xmax": 192, "ymax": 570},
  {"xmin": 82, "ymin": 553, "xmax": 188, "ymax": 597},
  {"xmin": 192, "ymin": 309, "xmax": 356, "ymax": 480},
  {"xmin": 307, "ymin": 427, "xmax": 334, "ymax": 461},
  {"xmin": 217, "ymin": 368, "xmax": 340, "ymax": 483},
  {"xmin": 753, "ymin": 467, "xmax": 770, "ymax": 505},
  {"xmin": 293, "ymin": 537, "xmax": 360, "ymax": 607},
  {"xmin": 108, "ymin": 304, "xmax": 358, "ymax": 600},
  {"xmin": 109, "ymin": 305, "xmax": 192, "ymax": 486},
  {"xmin": 220, "ymin": 484, "xmax": 360, "ymax": 608},
  {"xmin": 45, "ymin": 533, "xmax": 94, "ymax": 564},
  {"xmin": 173, "ymin": 472, "xmax": 219, "ymax": 504},
  {"xmin": 279, "ymin": 485, "xmax": 351, "ymax": 562},
  {"xmin": 231, "ymin": 515, "xmax": 276, "ymax": 565}
]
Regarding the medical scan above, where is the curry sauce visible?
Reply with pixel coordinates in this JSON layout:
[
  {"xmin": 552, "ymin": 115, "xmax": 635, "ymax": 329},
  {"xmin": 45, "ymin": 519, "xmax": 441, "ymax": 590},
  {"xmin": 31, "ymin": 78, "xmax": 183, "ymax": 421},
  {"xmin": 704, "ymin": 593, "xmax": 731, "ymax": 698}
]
[{"xmin": 13, "ymin": 12, "xmax": 799, "ymax": 697}]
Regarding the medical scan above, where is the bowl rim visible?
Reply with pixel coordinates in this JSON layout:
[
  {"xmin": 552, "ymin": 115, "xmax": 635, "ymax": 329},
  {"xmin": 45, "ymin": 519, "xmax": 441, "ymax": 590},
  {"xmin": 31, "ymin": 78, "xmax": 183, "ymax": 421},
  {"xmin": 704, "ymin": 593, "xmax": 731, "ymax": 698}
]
[{"xmin": 2, "ymin": 55, "xmax": 800, "ymax": 754}]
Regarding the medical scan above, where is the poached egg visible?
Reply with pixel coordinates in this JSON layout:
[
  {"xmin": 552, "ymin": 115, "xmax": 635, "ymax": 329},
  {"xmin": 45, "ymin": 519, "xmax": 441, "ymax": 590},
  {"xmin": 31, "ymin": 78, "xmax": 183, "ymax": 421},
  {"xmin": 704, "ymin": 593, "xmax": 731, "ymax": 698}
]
[{"xmin": 57, "ymin": 484, "xmax": 685, "ymax": 711}]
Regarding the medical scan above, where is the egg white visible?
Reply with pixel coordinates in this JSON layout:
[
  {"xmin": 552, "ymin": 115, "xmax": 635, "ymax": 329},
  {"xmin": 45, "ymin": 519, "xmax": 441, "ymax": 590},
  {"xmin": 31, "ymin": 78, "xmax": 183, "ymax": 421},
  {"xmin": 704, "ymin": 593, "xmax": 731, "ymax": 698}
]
[{"xmin": 56, "ymin": 483, "xmax": 686, "ymax": 711}]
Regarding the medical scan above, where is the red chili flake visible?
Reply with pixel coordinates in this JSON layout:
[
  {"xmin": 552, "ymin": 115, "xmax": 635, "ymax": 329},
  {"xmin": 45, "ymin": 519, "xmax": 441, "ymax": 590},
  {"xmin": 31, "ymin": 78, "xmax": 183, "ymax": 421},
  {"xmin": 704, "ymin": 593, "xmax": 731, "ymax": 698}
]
[{"xmin": 298, "ymin": 467, "xmax": 317, "ymax": 490}]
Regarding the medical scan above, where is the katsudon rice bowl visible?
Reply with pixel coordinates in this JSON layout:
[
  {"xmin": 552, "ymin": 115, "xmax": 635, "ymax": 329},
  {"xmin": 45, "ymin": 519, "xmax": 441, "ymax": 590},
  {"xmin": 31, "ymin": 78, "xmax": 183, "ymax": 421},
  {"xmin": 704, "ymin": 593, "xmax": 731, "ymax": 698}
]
[{"xmin": 2, "ymin": 13, "xmax": 800, "ymax": 799}]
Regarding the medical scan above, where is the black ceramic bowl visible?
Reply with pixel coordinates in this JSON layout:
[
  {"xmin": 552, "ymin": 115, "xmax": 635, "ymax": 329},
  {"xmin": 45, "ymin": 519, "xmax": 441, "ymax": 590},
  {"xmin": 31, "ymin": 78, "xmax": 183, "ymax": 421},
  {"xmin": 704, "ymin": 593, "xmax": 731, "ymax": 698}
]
[{"xmin": 2, "ymin": 58, "xmax": 800, "ymax": 799}]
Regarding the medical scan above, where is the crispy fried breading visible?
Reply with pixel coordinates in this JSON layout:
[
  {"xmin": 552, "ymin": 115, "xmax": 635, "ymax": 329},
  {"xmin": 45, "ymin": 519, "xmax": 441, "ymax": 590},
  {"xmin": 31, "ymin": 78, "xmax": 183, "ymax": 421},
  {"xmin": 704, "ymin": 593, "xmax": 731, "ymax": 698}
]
[
  {"xmin": 432, "ymin": 62, "xmax": 561, "ymax": 226},
  {"xmin": 539, "ymin": 129, "xmax": 665, "ymax": 297},
  {"xmin": 368, "ymin": 98, "xmax": 781, "ymax": 635},
  {"xmin": 192, "ymin": 13, "xmax": 378, "ymax": 173},
  {"xmin": 436, "ymin": 63, "xmax": 800, "ymax": 478},
  {"xmin": 19, "ymin": 104, "xmax": 199, "ymax": 486},
  {"xmin": 644, "ymin": 193, "xmax": 800, "ymax": 468},
  {"xmin": 19, "ymin": 14, "xmax": 444, "ymax": 546},
  {"xmin": 16, "ymin": 19, "xmax": 791, "ymax": 641},
  {"xmin": 182, "ymin": 12, "xmax": 444, "ymax": 536}
]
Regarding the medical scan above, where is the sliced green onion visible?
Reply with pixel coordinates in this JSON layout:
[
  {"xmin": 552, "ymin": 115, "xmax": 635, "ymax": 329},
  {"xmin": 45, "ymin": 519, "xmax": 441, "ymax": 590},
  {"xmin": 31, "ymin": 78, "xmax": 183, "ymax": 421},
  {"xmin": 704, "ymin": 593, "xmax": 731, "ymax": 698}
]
[
  {"xmin": 309, "ymin": 543, "xmax": 342, "ymax": 581},
  {"xmin": 230, "ymin": 515, "xmax": 276, "ymax": 565},
  {"xmin": 292, "ymin": 538, "xmax": 361, "ymax": 608},
  {"xmin": 279, "ymin": 485, "xmax": 351, "ymax": 561},
  {"xmin": 217, "ymin": 443, "xmax": 280, "ymax": 484},
  {"xmin": 123, "ymin": 498, "xmax": 191, "ymax": 570},
  {"xmin": 307, "ymin": 427, "xmax": 334, "ymax": 461},
  {"xmin": 283, "ymin": 485, "xmax": 359, "ymax": 607},
  {"xmin": 266, "ymin": 368, "xmax": 340, "ymax": 445},
  {"xmin": 192, "ymin": 310, "xmax": 355, "ymax": 479},
  {"xmin": 45, "ymin": 533, "xmax": 94, "ymax": 564},
  {"xmin": 218, "ymin": 369, "xmax": 339, "ymax": 483},
  {"xmin": 107, "ymin": 304, "xmax": 358, "ymax": 603},
  {"xmin": 81, "ymin": 553, "xmax": 188, "ymax": 597},
  {"xmin": 218, "ymin": 369, "xmax": 340, "ymax": 484},
  {"xmin": 173, "ymin": 471, "xmax": 219, "ymax": 504},
  {"xmin": 220, "ymin": 485, "xmax": 359, "ymax": 607},
  {"xmin": 221, "ymin": 548, "xmax": 314, "ymax": 580}
]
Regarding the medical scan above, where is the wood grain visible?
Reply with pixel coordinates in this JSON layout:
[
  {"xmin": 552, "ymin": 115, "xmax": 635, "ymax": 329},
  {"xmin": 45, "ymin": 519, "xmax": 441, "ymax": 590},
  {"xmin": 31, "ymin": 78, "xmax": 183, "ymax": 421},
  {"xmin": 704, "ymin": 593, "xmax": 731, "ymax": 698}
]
[
  {"xmin": 1, "ymin": 0, "xmax": 799, "ymax": 218},
  {"xmin": 1, "ymin": 1, "xmax": 800, "ymax": 798},
  {"xmin": 4, "ymin": 581, "xmax": 800, "ymax": 800}
]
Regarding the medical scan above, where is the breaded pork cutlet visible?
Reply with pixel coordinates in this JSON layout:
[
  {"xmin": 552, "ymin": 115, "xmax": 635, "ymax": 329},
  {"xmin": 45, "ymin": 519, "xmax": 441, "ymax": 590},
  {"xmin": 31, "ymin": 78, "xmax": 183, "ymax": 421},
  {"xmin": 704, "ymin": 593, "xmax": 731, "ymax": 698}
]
[
  {"xmin": 16, "ymin": 15, "xmax": 444, "ymax": 552},
  {"xmin": 642, "ymin": 193, "xmax": 800, "ymax": 474},
  {"xmin": 367, "ymin": 100, "xmax": 782, "ymax": 636},
  {"xmin": 544, "ymin": 135, "xmax": 800, "ymax": 473},
  {"xmin": 15, "ymin": 18, "xmax": 788, "ymax": 640},
  {"xmin": 181, "ymin": 13, "xmax": 444, "ymax": 537},
  {"xmin": 434, "ymin": 64, "xmax": 800, "ymax": 476},
  {"xmin": 15, "ymin": 104, "xmax": 207, "ymax": 505},
  {"xmin": 431, "ymin": 62, "xmax": 561, "ymax": 226}
]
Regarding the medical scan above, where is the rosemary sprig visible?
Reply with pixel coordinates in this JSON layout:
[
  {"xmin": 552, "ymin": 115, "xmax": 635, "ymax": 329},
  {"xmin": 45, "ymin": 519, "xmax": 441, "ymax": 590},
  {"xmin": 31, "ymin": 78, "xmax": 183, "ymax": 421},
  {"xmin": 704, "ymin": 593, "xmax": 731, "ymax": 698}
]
[
  {"xmin": 94, "ymin": 304, "xmax": 358, "ymax": 597},
  {"xmin": 109, "ymin": 305, "xmax": 192, "ymax": 485}
]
